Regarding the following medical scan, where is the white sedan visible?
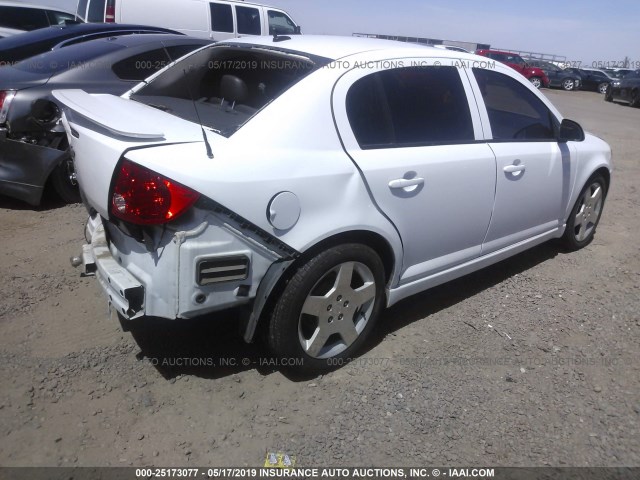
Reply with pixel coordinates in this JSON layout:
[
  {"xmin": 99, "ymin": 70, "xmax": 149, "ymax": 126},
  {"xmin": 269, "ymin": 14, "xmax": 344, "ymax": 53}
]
[{"xmin": 53, "ymin": 35, "xmax": 612, "ymax": 372}]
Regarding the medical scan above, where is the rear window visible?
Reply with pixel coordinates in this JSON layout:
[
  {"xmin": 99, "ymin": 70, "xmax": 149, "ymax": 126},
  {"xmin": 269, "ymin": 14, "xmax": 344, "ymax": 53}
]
[
  {"xmin": 112, "ymin": 45, "xmax": 205, "ymax": 81},
  {"xmin": 130, "ymin": 45, "xmax": 331, "ymax": 136},
  {"xmin": 12, "ymin": 42, "xmax": 122, "ymax": 75}
]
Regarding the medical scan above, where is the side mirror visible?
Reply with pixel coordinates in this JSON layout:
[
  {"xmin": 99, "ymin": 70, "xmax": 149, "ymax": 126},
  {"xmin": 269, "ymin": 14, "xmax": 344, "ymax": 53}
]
[
  {"xmin": 294, "ymin": 25, "xmax": 302, "ymax": 34},
  {"xmin": 558, "ymin": 119, "xmax": 585, "ymax": 142}
]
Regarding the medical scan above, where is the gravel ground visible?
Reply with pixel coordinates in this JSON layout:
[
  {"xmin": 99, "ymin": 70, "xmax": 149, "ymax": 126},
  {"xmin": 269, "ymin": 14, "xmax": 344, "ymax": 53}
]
[{"xmin": 0, "ymin": 89, "xmax": 638, "ymax": 468}]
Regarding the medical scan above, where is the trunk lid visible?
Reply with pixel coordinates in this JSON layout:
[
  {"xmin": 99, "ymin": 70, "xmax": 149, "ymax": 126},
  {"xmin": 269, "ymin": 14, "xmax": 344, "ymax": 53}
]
[{"xmin": 52, "ymin": 89, "xmax": 211, "ymax": 218}]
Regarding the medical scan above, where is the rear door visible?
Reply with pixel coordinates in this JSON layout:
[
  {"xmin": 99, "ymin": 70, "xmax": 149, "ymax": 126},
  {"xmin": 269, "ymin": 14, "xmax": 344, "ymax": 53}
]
[
  {"xmin": 333, "ymin": 62, "xmax": 497, "ymax": 283},
  {"xmin": 469, "ymin": 67, "xmax": 565, "ymax": 253}
]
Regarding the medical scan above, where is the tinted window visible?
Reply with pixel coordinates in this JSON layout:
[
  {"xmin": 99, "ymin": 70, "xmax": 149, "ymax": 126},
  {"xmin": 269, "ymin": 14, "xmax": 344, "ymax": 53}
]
[
  {"xmin": 0, "ymin": 6, "xmax": 49, "ymax": 31},
  {"xmin": 87, "ymin": 0, "xmax": 106, "ymax": 22},
  {"xmin": 473, "ymin": 68, "xmax": 555, "ymax": 141},
  {"xmin": 210, "ymin": 3, "xmax": 233, "ymax": 33},
  {"xmin": 112, "ymin": 48, "xmax": 172, "ymax": 81},
  {"xmin": 347, "ymin": 66, "xmax": 474, "ymax": 149},
  {"xmin": 268, "ymin": 10, "xmax": 296, "ymax": 35},
  {"xmin": 236, "ymin": 6, "xmax": 260, "ymax": 35},
  {"xmin": 47, "ymin": 10, "xmax": 77, "ymax": 26}
]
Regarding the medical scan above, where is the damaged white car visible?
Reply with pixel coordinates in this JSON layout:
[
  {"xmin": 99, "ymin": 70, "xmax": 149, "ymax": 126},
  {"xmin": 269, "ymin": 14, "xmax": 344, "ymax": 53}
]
[{"xmin": 54, "ymin": 36, "xmax": 612, "ymax": 372}]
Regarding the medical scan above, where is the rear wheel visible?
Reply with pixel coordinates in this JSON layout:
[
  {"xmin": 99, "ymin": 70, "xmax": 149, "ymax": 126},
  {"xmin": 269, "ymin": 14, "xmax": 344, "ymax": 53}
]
[
  {"xmin": 598, "ymin": 82, "xmax": 609, "ymax": 94},
  {"xmin": 562, "ymin": 78, "xmax": 574, "ymax": 91},
  {"xmin": 267, "ymin": 244, "xmax": 385, "ymax": 373},
  {"xmin": 529, "ymin": 77, "xmax": 542, "ymax": 89},
  {"xmin": 562, "ymin": 174, "xmax": 607, "ymax": 251},
  {"xmin": 630, "ymin": 89, "xmax": 640, "ymax": 108},
  {"xmin": 50, "ymin": 152, "xmax": 80, "ymax": 203},
  {"xmin": 604, "ymin": 86, "xmax": 613, "ymax": 102}
]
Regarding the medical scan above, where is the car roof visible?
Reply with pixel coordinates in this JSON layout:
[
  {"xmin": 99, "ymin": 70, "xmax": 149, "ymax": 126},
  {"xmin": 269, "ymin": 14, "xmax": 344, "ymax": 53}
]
[
  {"xmin": 0, "ymin": 23, "xmax": 183, "ymax": 63},
  {"xmin": 8, "ymin": 34, "xmax": 207, "ymax": 80},
  {"xmin": 220, "ymin": 35, "xmax": 434, "ymax": 60}
]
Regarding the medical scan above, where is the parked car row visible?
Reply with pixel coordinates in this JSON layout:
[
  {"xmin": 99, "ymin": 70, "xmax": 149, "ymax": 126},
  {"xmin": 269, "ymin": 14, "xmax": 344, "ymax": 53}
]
[
  {"xmin": 0, "ymin": 1, "xmax": 79, "ymax": 38},
  {"xmin": 472, "ymin": 47, "xmax": 637, "ymax": 104},
  {"xmin": 0, "ymin": 24, "xmax": 211, "ymax": 204}
]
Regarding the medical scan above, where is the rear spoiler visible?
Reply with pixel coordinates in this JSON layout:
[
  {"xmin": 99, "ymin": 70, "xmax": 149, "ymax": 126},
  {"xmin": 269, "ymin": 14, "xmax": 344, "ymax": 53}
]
[{"xmin": 52, "ymin": 89, "xmax": 165, "ymax": 140}]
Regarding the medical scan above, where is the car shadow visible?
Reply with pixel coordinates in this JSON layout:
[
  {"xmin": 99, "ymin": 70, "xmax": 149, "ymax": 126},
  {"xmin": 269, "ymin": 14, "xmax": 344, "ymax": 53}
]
[
  {"xmin": 126, "ymin": 241, "xmax": 561, "ymax": 382},
  {"xmin": 0, "ymin": 189, "xmax": 68, "ymax": 211}
]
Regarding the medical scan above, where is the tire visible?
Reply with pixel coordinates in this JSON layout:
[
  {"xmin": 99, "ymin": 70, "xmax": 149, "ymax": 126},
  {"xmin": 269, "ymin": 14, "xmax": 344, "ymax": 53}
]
[
  {"xmin": 562, "ymin": 78, "xmax": 574, "ymax": 91},
  {"xmin": 604, "ymin": 86, "xmax": 613, "ymax": 102},
  {"xmin": 562, "ymin": 174, "xmax": 607, "ymax": 251},
  {"xmin": 630, "ymin": 89, "xmax": 640, "ymax": 108},
  {"xmin": 267, "ymin": 244, "xmax": 385, "ymax": 373},
  {"xmin": 529, "ymin": 77, "xmax": 542, "ymax": 89},
  {"xmin": 50, "ymin": 153, "xmax": 80, "ymax": 204},
  {"xmin": 598, "ymin": 82, "xmax": 609, "ymax": 94}
]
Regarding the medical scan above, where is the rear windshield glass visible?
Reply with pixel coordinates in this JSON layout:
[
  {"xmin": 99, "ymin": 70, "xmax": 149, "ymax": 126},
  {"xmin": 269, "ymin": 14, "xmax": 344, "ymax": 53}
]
[
  {"xmin": 130, "ymin": 44, "xmax": 331, "ymax": 137},
  {"xmin": 12, "ymin": 42, "xmax": 122, "ymax": 75}
]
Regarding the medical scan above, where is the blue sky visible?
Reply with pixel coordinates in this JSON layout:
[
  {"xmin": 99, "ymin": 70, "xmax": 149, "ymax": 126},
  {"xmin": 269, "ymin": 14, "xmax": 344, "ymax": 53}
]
[{"xmin": 40, "ymin": 0, "xmax": 640, "ymax": 65}]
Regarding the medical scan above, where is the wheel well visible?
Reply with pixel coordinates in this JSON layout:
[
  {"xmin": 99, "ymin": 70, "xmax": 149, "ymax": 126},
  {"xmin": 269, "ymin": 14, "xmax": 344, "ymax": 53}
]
[
  {"xmin": 251, "ymin": 231, "xmax": 396, "ymax": 341},
  {"xmin": 593, "ymin": 167, "xmax": 611, "ymax": 191},
  {"xmin": 295, "ymin": 231, "xmax": 395, "ymax": 284}
]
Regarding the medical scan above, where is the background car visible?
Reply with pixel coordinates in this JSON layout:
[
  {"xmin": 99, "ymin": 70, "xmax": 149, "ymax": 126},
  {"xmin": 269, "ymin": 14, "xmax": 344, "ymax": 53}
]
[
  {"xmin": 605, "ymin": 69, "xmax": 640, "ymax": 106},
  {"xmin": 0, "ymin": 34, "xmax": 211, "ymax": 205},
  {"xmin": 526, "ymin": 59, "xmax": 581, "ymax": 91},
  {"xmin": 53, "ymin": 36, "xmax": 611, "ymax": 372},
  {"xmin": 432, "ymin": 44, "xmax": 472, "ymax": 53},
  {"xmin": 475, "ymin": 49, "xmax": 549, "ymax": 88},
  {"xmin": 604, "ymin": 68, "xmax": 634, "ymax": 79},
  {"xmin": 579, "ymin": 68, "xmax": 614, "ymax": 93},
  {"xmin": 0, "ymin": 22, "xmax": 182, "ymax": 66},
  {"xmin": 0, "ymin": 1, "xmax": 79, "ymax": 38}
]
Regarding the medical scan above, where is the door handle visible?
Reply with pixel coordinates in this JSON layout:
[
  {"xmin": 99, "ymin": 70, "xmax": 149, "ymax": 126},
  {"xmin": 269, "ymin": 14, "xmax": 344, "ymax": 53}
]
[
  {"xmin": 503, "ymin": 164, "xmax": 526, "ymax": 173},
  {"xmin": 388, "ymin": 177, "xmax": 425, "ymax": 189}
]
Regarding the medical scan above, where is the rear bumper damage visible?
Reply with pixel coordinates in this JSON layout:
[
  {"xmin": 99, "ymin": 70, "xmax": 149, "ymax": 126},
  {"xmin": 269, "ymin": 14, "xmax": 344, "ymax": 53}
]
[
  {"xmin": 78, "ymin": 211, "xmax": 296, "ymax": 340},
  {"xmin": 82, "ymin": 215, "xmax": 145, "ymax": 319}
]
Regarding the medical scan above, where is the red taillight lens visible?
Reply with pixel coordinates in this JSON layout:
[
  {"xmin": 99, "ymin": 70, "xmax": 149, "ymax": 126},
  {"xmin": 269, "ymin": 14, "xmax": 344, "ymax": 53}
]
[
  {"xmin": 0, "ymin": 90, "xmax": 17, "ymax": 124},
  {"xmin": 111, "ymin": 159, "xmax": 199, "ymax": 225},
  {"xmin": 105, "ymin": 0, "xmax": 116, "ymax": 22}
]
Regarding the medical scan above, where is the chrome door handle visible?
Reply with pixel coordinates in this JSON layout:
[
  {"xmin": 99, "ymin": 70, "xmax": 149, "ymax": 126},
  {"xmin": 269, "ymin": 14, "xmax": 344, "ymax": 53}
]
[
  {"xmin": 388, "ymin": 177, "xmax": 425, "ymax": 189},
  {"xmin": 503, "ymin": 164, "xmax": 526, "ymax": 173}
]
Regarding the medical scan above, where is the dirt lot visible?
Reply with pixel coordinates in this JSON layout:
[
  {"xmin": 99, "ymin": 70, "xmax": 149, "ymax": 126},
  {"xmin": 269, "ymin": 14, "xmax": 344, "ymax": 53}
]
[{"xmin": 0, "ymin": 89, "xmax": 638, "ymax": 468}]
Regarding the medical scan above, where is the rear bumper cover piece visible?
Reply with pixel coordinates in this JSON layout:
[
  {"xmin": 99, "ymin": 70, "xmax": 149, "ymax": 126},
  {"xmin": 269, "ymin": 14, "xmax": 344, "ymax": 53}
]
[{"xmin": 82, "ymin": 215, "xmax": 145, "ymax": 319}]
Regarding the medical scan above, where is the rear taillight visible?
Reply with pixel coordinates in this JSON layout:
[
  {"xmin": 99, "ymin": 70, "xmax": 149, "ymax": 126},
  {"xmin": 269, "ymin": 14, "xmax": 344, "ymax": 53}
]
[
  {"xmin": 105, "ymin": 0, "xmax": 116, "ymax": 22},
  {"xmin": 111, "ymin": 159, "xmax": 199, "ymax": 225},
  {"xmin": 0, "ymin": 90, "xmax": 17, "ymax": 124}
]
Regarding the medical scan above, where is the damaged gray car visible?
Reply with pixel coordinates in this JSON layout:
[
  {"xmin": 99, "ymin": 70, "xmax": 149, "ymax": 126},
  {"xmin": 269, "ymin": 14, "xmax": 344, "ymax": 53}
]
[{"xmin": 0, "ymin": 33, "xmax": 210, "ymax": 205}]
